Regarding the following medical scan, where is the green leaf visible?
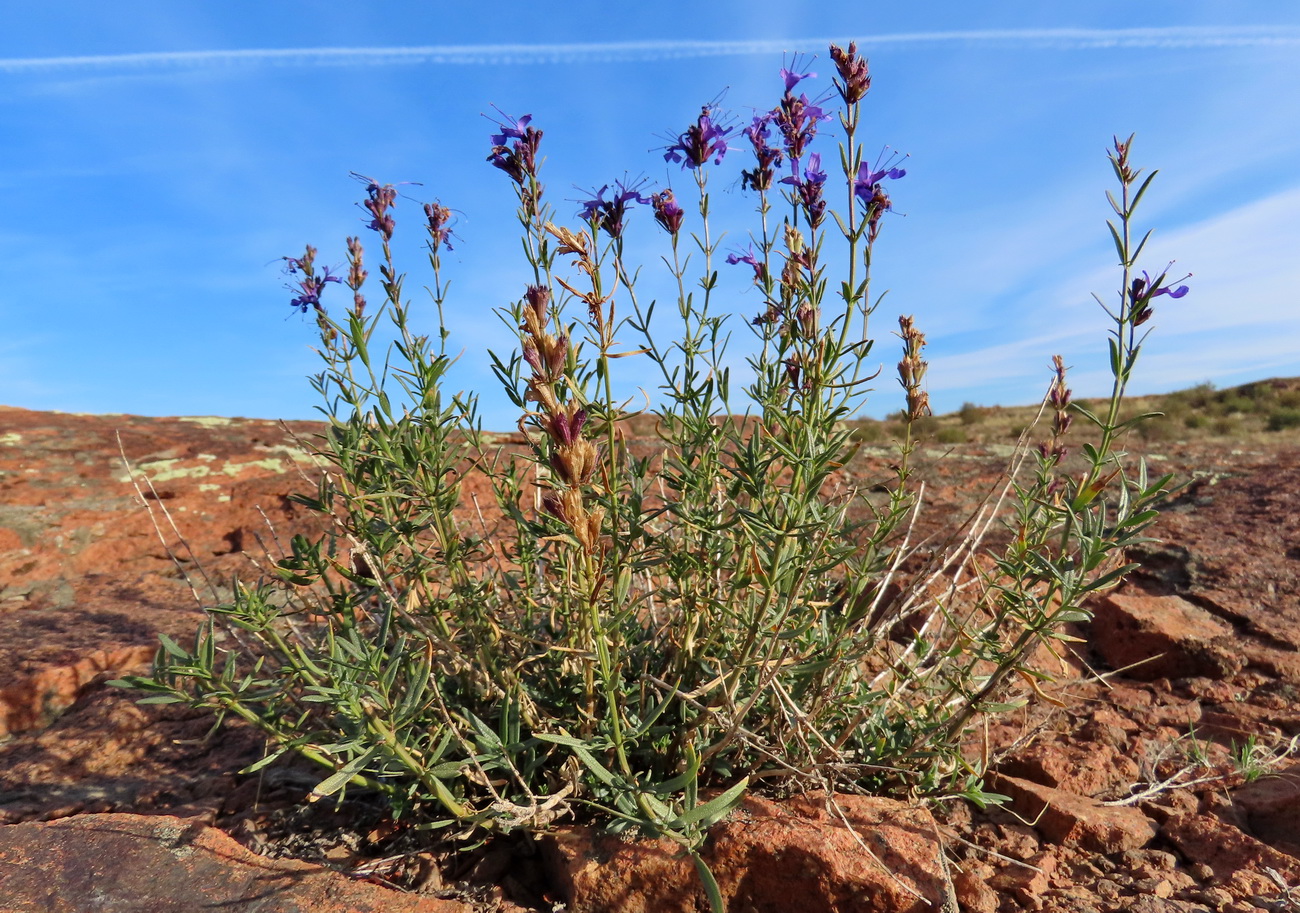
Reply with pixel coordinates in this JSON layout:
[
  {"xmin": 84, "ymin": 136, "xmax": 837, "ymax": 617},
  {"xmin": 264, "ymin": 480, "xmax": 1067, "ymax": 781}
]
[
  {"xmin": 158, "ymin": 634, "xmax": 190, "ymax": 660},
  {"xmin": 241, "ymin": 747, "xmax": 291, "ymax": 775},
  {"xmin": 308, "ymin": 749, "xmax": 377, "ymax": 802},
  {"xmin": 668, "ymin": 777, "xmax": 749, "ymax": 829}
]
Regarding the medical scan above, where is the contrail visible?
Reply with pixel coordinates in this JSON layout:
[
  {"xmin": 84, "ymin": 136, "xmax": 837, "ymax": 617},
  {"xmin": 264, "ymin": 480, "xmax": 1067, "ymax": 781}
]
[{"xmin": 2, "ymin": 27, "xmax": 1298, "ymax": 74}]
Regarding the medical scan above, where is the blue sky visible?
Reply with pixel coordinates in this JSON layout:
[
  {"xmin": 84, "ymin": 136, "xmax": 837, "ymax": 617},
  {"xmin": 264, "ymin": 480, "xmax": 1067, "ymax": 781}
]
[{"xmin": 3, "ymin": 3, "xmax": 1298, "ymax": 427}]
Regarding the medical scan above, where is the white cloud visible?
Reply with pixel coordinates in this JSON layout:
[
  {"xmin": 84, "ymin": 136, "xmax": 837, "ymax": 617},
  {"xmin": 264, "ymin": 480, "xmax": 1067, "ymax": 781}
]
[{"xmin": 2, "ymin": 27, "xmax": 1299, "ymax": 74}]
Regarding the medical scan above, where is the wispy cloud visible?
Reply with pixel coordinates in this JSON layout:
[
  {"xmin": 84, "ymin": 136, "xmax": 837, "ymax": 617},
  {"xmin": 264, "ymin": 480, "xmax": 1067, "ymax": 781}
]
[{"xmin": 3, "ymin": 27, "xmax": 1299, "ymax": 75}]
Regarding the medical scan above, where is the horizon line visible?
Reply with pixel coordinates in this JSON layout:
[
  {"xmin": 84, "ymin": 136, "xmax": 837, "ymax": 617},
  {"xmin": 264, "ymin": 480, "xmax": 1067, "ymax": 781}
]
[{"xmin": 3, "ymin": 26, "xmax": 1299, "ymax": 74}]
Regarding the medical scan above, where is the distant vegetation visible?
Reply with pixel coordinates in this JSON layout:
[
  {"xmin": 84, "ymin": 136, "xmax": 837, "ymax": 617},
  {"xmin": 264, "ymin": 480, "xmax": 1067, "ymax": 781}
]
[{"xmin": 849, "ymin": 377, "xmax": 1300, "ymax": 446}]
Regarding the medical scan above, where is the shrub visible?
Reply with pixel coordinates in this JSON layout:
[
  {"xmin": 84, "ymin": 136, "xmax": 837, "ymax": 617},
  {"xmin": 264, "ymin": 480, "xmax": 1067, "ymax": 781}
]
[
  {"xmin": 959, "ymin": 402, "xmax": 988, "ymax": 425},
  {"xmin": 1267, "ymin": 408, "xmax": 1300, "ymax": 432},
  {"xmin": 118, "ymin": 46, "xmax": 1179, "ymax": 906},
  {"xmin": 936, "ymin": 427, "xmax": 968, "ymax": 444}
]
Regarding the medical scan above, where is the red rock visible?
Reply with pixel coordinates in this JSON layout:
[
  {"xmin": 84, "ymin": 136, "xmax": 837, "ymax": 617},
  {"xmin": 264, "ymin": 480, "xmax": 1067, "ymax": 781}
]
[
  {"xmin": 1160, "ymin": 812, "xmax": 1300, "ymax": 885},
  {"xmin": 0, "ymin": 645, "xmax": 154, "ymax": 737},
  {"xmin": 0, "ymin": 813, "xmax": 466, "ymax": 912},
  {"xmin": 544, "ymin": 793, "xmax": 953, "ymax": 913},
  {"xmin": 1230, "ymin": 761, "xmax": 1300, "ymax": 856},
  {"xmin": 990, "ymin": 774, "xmax": 1157, "ymax": 853},
  {"xmin": 1089, "ymin": 592, "xmax": 1239, "ymax": 681},
  {"xmin": 997, "ymin": 740, "xmax": 1139, "ymax": 798}
]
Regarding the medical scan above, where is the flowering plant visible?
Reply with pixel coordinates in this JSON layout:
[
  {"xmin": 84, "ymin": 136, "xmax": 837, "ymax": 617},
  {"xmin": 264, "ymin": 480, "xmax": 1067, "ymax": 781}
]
[{"xmin": 121, "ymin": 44, "xmax": 1180, "ymax": 910}]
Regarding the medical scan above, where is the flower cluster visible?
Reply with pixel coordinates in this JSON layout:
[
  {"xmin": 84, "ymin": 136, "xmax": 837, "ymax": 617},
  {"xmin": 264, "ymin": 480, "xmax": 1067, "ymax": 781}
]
[
  {"xmin": 781, "ymin": 152, "xmax": 828, "ymax": 228},
  {"xmin": 854, "ymin": 156, "xmax": 907, "ymax": 241},
  {"xmin": 487, "ymin": 110, "xmax": 544, "ymax": 186},
  {"xmin": 356, "ymin": 176, "xmax": 398, "ymax": 243},
  {"xmin": 772, "ymin": 62, "xmax": 830, "ymax": 163},
  {"xmin": 896, "ymin": 315, "xmax": 931, "ymax": 421},
  {"xmin": 664, "ymin": 104, "xmax": 732, "ymax": 170},
  {"xmin": 283, "ymin": 245, "xmax": 342, "ymax": 315},
  {"xmin": 650, "ymin": 189, "xmax": 684, "ymax": 236},
  {"xmin": 830, "ymin": 42, "xmax": 871, "ymax": 105},
  {"xmin": 423, "ymin": 201, "xmax": 455, "ymax": 252},
  {"xmin": 578, "ymin": 178, "xmax": 649, "ymax": 240},
  {"xmin": 740, "ymin": 114, "xmax": 783, "ymax": 192},
  {"xmin": 1038, "ymin": 354, "xmax": 1073, "ymax": 463},
  {"xmin": 518, "ymin": 244, "xmax": 605, "ymax": 554}
]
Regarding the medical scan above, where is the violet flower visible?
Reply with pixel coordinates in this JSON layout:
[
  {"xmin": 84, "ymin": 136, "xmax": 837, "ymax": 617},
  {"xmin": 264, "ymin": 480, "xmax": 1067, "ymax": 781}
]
[
  {"xmin": 741, "ymin": 113, "xmax": 784, "ymax": 192},
  {"xmin": 664, "ymin": 104, "xmax": 733, "ymax": 170},
  {"xmin": 651, "ymin": 188, "xmax": 685, "ymax": 235},
  {"xmin": 355, "ymin": 177, "xmax": 397, "ymax": 242},
  {"xmin": 1139, "ymin": 270, "xmax": 1190, "ymax": 299},
  {"xmin": 726, "ymin": 245, "xmax": 767, "ymax": 283},
  {"xmin": 578, "ymin": 177, "xmax": 650, "ymax": 239},
  {"xmin": 781, "ymin": 153, "xmax": 828, "ymax": 227},
  {"xmin": 423, "ymin": 201, "xmax": 455, "ymax": 252},
  {"xmin": 487, "ymin": 108, "xmax": 543, "ymax": 186},
  {"xmin": 772, "ymin": 63, "xmax": 831, "ymax": 163},
  {"xmin": 286, "ymin": 266, "xmax": 342, "ymax": 314}
]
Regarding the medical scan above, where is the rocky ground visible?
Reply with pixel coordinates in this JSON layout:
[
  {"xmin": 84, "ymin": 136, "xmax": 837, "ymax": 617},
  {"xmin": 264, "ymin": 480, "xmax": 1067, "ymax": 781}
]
[{"xmin": 0, "ymin": 405, "xmax": 1297, "ymax": 913}]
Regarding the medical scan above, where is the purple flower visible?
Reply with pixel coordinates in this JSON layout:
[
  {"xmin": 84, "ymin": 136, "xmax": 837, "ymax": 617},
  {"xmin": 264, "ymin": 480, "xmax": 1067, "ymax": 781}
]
[
  {"xmin": 853, "ymin": 156, "xmax": 907, "ymax": 240},
  {"xmin": 781, "ymin": 153, "xmax": 828, "ymax": 227},
  {"xmin": 664, "ymin": 104, "xmax": 733, "ymax": 170},
  {"xmin": 741, "ymin": 113, "xmax": 784, "ymax": 192},
  {"xmin": 773, "ymin": 81, "xmax": 832, "ymax": 162},
  {"xmin": 423, "ymin": 201, "xmax": 455, "ymax": 252},
  {"xmin": 779, "ymin": 65, "xmax": 816, "ymax": 92},
  {"xmin": 1141, "ymin": 270, "xmax": 1190, "ymax": 299},
  {"xmin": 285, "ymin": 266, "xmax": 342, "ymax": 314},
  {"xmin": 578, "ymin": 177, "xmax": 650, "ymax": 239},
  {"xmin": 351, "ymin": 175, "xmax": 398, "ymax": 241},
  {"xmin": 651, "ymin": 188, "xmax": 685, "ymax": 235},
  {"xmin": 487, "ymin": 108, "xmax": 543, "ymax": 186},
  {"xmin": 726, "ymin": 245, "xmax": 767, "ymax": 283},
  {"xmin": 852, "ymin": 160, "xmax": 907, "ymax": 205},
  {"xmin": 489, "ymin": 109, "xmax": 533, "ymax": 146}
]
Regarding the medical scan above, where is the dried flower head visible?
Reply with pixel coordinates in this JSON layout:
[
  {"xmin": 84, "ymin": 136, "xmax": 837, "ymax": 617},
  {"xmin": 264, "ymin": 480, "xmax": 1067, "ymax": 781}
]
[{"xmin": 830, "ymin": 42, "xmax": 871, "ymax": 105}]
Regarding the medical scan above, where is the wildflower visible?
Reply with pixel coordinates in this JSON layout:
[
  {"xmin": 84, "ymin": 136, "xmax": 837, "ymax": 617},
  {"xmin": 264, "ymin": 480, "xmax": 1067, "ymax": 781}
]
[
  {"xmin": 355, "ymin": 177, "xmax": 397, "ymax": 242},
  {"xmin": 286, "ymin": 266, "xmax": 343, "ymax": 316},
  {"xmin": 1130, "ymin": 267, "xmax": 1190, "ymax": 326},
  {"xmin": 487, "ymin": 108, "xmax": 544, "ymax": 186},
  {"xmin": 664, "ymin": 104, "xmax": 732, "ymax": 170},
  {"xmin": 779, "ymin": 64, "xmax": 816, "ymax": 92},
  {"xmin": 726, "ymin": 245, "xmax": 767, "ymax": 284},
  {"xmin": 771, "ymin": 61, "xmax": 831, "ymax": 162},
  {"xmin": 423, "ymin": 201, "xmax": 455, "ymax": 252},
  {"xmin": 578, "ymin": 178, "xmax": 649, "ymax": 239},
  {"xmin": 854, "ymin": 156, "xmax": 907, "ymax": 241},
  {"xmin": 1133, "ymin": 270, "xmax": 1190, "ymax": 300},
  {"xmin": 650, "ymin": 189, "xmax": 685, "ymax": 235},
  {"xmin": 740, "ymin": 113, "xmax": 784, "ymax": 193},
  {"xmin": 781, "ymin": 152, "xmax": 828, "ymax": 228},
  {"xmin": 830, "ymin": 42, "xmax": 870, "ymax": 105}
]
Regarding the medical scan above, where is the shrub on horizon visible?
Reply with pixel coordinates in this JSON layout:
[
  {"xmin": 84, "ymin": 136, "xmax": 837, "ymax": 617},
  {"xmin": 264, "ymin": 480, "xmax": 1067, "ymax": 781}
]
[{"xmin": 119, "ymin": 43, "xmax": 1186, "ymax": 910}]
